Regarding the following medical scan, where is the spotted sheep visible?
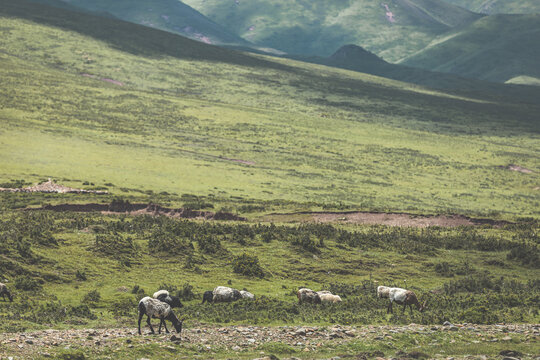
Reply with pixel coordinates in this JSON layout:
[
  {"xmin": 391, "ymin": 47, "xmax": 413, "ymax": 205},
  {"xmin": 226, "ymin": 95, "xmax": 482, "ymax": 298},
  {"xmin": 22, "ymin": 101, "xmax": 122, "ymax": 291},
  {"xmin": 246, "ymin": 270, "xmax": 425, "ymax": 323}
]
[
  {"xmin": 153, "ymin": 289, "xmax": 183, "ymax": 308},
  {"xmin": 138, "ymin": 296, "xmax": 183, "ymax": 335},
  {"xmin": 297, "ymin": 288, "xmax": 321, "ymax": 304},
  {"xmin": 0, "ymin": 283, "xmax": 13, "ymax": 302},
  {"xmin": 377, "ymin": 285, "xmax": 391, "ymax": 299},
  {"xmin": 386, "ymin": 287, "xmax": 426, "ymax": 314},
  {"xmin": 212, "ymin": 286, "xmax": 242, "ymax": 303}
]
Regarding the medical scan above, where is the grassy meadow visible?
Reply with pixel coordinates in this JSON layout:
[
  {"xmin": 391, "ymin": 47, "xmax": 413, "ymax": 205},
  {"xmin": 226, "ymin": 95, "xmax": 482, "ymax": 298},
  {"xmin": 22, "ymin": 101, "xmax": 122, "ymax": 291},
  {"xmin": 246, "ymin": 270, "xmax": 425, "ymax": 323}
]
[{"xmin": 0, "ymin": 1, "xmax": 539, "ymax": 358}]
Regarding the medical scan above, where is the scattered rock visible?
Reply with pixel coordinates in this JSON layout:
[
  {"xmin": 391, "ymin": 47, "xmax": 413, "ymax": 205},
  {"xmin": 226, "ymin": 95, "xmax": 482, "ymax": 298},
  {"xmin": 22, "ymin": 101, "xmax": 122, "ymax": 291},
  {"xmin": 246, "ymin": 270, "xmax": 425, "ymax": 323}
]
[{"xmin": 500, "ymin": 350, "xmax": 523, "ymax": 357}]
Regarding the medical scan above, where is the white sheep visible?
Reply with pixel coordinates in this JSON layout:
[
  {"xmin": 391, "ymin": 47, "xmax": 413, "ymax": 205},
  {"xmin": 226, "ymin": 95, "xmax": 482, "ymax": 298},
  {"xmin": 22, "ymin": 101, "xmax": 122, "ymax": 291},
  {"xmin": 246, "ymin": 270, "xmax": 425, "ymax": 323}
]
[
  {"xmin": 138, "ymin": 296, "xmax": 183, "ymax": 335},
  {"xmin": 239, "ymin": 290, "xmax": 255, "ymax": 300},
  {"xmin": 319, "ymin": 293, "xmax": 342, "ymax": 303}
]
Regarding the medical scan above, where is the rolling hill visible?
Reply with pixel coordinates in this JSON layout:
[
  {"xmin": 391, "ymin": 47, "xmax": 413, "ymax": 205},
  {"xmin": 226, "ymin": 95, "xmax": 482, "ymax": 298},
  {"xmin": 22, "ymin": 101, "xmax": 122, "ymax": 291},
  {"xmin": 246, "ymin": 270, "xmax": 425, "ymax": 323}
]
[
  {"xmin": 441, "ymin": 0, "xmax": 540, "ymax": 15},
  {"xmin": 1, "ymin": 0, "xmax": 539, "ymax": 218},
  {"xmin": 181, "ymin": 0, "xmax": 483, "ymax": 61},
  {"xmin": 32, "ymin": 0, "xmax": 249, "ymax": 46},
  {"xmin": 401, "ymin": 14, "xmax": 540, "ymax": 83}
]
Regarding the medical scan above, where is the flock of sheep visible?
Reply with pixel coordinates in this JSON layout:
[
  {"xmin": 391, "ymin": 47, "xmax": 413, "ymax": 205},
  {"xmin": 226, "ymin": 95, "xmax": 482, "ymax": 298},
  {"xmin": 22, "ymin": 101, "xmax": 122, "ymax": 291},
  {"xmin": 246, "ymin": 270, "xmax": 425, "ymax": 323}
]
[
  {"xmin": 0, "ymin": 282, "xmax": 427, "ymax": 336},
  {"xmin": 137, "ymin": 285, "xmax": 427, "ymax": 335}
]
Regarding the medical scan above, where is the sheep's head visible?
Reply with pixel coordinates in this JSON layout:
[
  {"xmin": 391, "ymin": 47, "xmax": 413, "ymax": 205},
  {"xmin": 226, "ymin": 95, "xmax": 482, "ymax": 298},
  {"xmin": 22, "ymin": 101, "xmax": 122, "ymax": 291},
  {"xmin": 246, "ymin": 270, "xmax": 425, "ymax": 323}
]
[{"xmin": 173, "ymin": 318, "xmax": 184, "ymax": 334}]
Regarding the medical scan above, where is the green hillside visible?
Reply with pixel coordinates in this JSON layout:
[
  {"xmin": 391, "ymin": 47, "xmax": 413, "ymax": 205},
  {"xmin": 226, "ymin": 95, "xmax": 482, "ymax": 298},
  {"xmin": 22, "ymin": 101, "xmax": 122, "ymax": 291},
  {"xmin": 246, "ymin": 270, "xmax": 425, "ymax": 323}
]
[
  {"xmin": 401, "ymin": 14, "xmax": 540, "ymax": 82},
  {"xmin": 182, "ymin": 0, "xmax": 482, "ymax": 61},
  {"xmin": 0, "ymin": 3, "xmax": 539, "ymax": 358},
  {"xmin": 441, "ymin": 0, "xmax": 540, "ymax": 14},
  {"xmin": 1, "ymin": 0, "xmax": 539, "ymax": 219},
  {"xmin": 35, "ymin": 0, "xmax": 249, "ymax": 46}
]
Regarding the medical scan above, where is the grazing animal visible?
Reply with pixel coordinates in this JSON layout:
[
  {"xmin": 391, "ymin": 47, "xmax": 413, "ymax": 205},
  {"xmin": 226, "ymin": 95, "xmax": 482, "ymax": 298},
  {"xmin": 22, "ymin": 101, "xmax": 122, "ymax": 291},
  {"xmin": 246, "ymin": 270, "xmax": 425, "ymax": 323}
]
[
  {"xmin": 297, "ymin": 288, "xmax": 321, "ymax": 304},
  {"xmin": 202, "ymin": 290, "xmax": 214, "ymax": 304},
  {"xmin": 153, "ymin": 289, "xmax": 183, "ymax": 308},
  {"xmin": 240, "ymin": 290, "xmax": 255, "ymax": 300},
  {"xmin": 138, "ymin": 296, "xmax": 183, "ymax": 335},
  {"xmin": 212, "ymin": 286, "xmax": 242, "ymax": 303},
  {"xmin": 319, "ymin": 293, "xmax": 342, "ymax": 303},
  {"xmin": 387, "ymin": 288, "xmax": 426, "ymax": 314},
  {"xmin": 377, "ymin": 285, "xmax": 391, "ymax": 299},
  {"xmin": 0, "ymin": 283, "xmax": 13, "ymax": 302}
]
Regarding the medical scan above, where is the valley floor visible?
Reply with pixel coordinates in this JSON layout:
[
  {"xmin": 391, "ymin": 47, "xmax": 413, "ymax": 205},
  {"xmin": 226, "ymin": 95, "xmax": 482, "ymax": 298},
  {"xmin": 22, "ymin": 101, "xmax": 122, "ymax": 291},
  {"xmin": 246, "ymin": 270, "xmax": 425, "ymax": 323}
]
[{"xmin": 0, "ymin": 323, "xmax": 538, "ymax": 359}]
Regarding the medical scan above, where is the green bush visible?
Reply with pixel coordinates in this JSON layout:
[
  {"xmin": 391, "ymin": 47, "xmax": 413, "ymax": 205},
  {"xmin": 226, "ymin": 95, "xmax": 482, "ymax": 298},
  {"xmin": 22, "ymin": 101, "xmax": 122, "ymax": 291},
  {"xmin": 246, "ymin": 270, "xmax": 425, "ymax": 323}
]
[
  {"xmin": 82, "ymin": 290, "xmax": 101, "ymax": 307},
  {"xmin": 14, "ymin": 276, "xmax": 42, "ymax": 291},
  {"xmin": 232, "ymin": 253, "xmax": 265, "ymax": 278}
]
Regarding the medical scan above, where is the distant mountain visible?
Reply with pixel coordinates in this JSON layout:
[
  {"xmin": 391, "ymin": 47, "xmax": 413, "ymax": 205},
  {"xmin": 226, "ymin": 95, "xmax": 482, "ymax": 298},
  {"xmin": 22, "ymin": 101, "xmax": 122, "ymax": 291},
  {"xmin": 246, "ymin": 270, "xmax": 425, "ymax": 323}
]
[
  {"xmin": 440, "ymin": 0, "xmax": 540, "ymax": 15},
  {"xmin": 41, "ymin": 0, "xmax": 249, "ymax": 46},
  {"xmin": 182, "ymin": 0, "xmax": 483, "ymax": 61},
  {"xmin": 400, "ymin": 14, "xmax": 540, "ymax": 83},
  {"xmin": 294, "ymin": 45, "xmax": 540, "ymax": 97}
]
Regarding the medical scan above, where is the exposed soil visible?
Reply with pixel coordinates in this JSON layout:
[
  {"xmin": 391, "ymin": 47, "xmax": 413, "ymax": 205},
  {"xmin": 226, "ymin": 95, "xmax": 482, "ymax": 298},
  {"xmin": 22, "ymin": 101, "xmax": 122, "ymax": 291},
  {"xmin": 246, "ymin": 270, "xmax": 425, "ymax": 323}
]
[
  {"xmin": 27, "ymin": 202, "xmax": 246, "ymax": 221},
  {"xmin": 503, "ymin": 164, "xmax": 534, "ymax": 174},
  {"xmin": 0, "ymin": 179, "xmax": 107, "ymax": 194},
  {"xmin": 265, "ymin": 211, "xmax": 510, "ymax": 228},
  {"xmin": 0, "ymin": 324, "xmax": 537, "ymax": 359}
]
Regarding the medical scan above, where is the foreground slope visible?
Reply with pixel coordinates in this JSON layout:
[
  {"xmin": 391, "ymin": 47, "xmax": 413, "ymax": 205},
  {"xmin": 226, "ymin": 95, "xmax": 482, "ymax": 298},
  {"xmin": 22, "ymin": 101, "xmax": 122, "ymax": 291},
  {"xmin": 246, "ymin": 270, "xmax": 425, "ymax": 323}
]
[
  {"xmin": 401, "ymin": 14, "xmax": 540, "ymax": 83},
  {"xmin": 182, "ymin": 0, "xmax": 482, "ymax": 61},
  {"xmin": 1, "ymin": 0, "xmax": 539, "ymax": 217}
]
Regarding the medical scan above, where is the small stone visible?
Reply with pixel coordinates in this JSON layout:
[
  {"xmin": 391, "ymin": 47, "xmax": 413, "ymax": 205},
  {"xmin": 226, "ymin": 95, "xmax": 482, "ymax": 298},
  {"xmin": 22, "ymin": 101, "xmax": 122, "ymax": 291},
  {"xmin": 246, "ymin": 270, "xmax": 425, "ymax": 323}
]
[
  {"xmin": 443, "ymin": 321, "xmax": 453, "ymax": 326},
  {"xmin": 25, "ymin": 339, "xmax": 34, "ymax": 345},
  {"xmin": 502, "ymin": 336, "xmax": 512, "ymax": 341},
  {"xmin": 232, "ymin": 345, "xmax": 241, "ymax": 351},
  {"xmin": 247, "ymin": 338, "xmax": 256, "ymax": 344},
  {"xmin": 449, "ymin": 326, "xmax": 459, "ymax": 331},
  {"xmin": 295, "ymin": 328, "xmax": 306, "ymax": 336}
]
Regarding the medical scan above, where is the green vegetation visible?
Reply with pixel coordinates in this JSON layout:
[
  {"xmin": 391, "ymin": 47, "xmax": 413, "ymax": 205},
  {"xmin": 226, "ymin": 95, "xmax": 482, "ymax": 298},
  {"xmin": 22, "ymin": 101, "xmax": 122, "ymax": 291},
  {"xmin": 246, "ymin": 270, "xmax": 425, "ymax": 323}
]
[
  {"xmin": 401, "ymin": 14, "xmax": 540, "ymax": 82},
  {"xmin": 1, "ymin": 0, "xmax": 539, "ymax": 218},
  {"xmin": 34, "ymin": 0, "xmax": 249, "ymax": 46},
  {"xmin": 0, "ymin": 206, "xmax": 538, "ymax": 330},
  {"xmin": 441, "ymin": 0, "xmax": 540, "ymax": 15},
  {"xmin": 182, "ymin": 0, "xmax": 482, "ymax": 60}
]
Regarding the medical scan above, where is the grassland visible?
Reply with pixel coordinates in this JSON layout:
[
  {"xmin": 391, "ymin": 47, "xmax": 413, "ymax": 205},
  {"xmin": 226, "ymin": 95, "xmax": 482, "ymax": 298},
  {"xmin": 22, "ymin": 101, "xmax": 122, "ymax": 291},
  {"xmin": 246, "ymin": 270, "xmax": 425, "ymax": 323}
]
[
  {"xmin": 2, "ymin": 0, "xmax": 539, "ymax": 219},
  {"xmin": 0, "ymin": 1, "xmax": 539, "ymax": 358}
]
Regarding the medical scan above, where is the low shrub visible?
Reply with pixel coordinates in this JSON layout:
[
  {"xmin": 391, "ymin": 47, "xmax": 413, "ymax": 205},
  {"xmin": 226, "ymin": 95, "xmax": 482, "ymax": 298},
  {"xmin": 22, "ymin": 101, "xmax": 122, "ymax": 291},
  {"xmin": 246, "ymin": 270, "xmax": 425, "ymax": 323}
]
[{"xmin": 232, "ymin": 253, "xmax": 265, "ymax": 278}]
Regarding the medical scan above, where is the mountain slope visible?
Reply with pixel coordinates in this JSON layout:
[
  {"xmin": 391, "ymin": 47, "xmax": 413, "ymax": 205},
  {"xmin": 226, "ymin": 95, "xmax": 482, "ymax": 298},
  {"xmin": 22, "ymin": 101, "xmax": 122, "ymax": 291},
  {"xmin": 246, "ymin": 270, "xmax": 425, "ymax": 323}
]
[
  {"xmin": 181, "ymin": 0, "xmax": 483, "ymax": 61},
  {"xmin": 38, "ymin": 0, "xmax": 249, "ymax": 46},
  {"xmin": 1, "ymin": 0, "xmax": 539, "ymax": 217},
  {"xmin": 400, "ymin": 14, "xmax": 540, "ymax": 83},
  {"xmin": 441, "ymin": 0, "xmax": 540, "ymax": 15}
]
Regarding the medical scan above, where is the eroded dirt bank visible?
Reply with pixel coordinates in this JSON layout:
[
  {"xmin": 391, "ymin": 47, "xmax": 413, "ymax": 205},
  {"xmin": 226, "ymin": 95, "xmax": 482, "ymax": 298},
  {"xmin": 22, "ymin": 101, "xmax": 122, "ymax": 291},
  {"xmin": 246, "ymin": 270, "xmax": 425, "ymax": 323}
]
[{"xmin": 27, "ymin": 202, "xmax": 246, "ymax": 221}]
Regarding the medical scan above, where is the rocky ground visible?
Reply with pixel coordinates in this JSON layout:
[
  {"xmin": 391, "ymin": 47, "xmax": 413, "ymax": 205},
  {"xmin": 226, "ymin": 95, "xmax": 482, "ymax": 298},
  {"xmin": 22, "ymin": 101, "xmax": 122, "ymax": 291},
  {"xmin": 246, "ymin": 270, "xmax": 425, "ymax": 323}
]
[{"xmin": 0, "ymin": 323, "xmax": 538, "ymax": 359}]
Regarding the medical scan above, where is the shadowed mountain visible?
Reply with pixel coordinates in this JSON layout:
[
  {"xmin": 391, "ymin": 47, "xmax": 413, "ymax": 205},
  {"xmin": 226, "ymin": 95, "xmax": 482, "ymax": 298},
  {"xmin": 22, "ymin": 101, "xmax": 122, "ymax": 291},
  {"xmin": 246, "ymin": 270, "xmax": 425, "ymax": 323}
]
[
  {"xmin": 182, "ymin": 0, "xmax": 483, "ymax": 61},
  {"xmin": 290, "ymin": 45, "xmax": 540, "ymax": 99},
  {"xmin": 400, "ymin": 14, "xmax": 540, "ymax": 83},
  {"xmin": 30, "ymin": 0, "xmax": 250, "ymax": 46}
]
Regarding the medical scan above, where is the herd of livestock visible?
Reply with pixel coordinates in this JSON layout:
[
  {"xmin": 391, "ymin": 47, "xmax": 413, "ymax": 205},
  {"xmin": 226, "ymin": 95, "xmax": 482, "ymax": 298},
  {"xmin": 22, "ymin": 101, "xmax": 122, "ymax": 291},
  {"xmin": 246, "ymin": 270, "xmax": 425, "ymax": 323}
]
[
  {"xmin": 0, "ymin": 282, "xmax": 426, "ymax": 335},
  {"xmin": 137, "ymin": 285, "xmax": 427, "ymax": 335}
]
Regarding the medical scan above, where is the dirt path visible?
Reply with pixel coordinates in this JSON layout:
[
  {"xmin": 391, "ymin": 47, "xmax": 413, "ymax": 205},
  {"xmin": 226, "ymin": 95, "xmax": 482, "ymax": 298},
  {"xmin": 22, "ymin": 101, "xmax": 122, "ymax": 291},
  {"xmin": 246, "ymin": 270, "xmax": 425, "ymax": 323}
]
[
  {"xmin": 0, "ymin": 324, "xmax": 537, "ymax": 359},
  {"xmin": 264, "ymin": 211, "xmax": 510, "ymax": 228}
]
